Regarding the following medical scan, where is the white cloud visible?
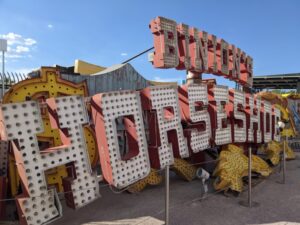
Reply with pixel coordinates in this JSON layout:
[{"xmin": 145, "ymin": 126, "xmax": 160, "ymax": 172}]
[
  {"xmin": 16, "ymin": 46, "xmax": 29, "ymax": 53},
  {"xmin": 0, "ymin": 32, "xmax": 37, "ymax": 60},
  {"xmin": 121, "ymin": 53, "xmax": 128, "ymax": 56},
  {"xmin": 2, "ymin": 33, "xmax": 22, "ymax": 45},
  {"xmin": 24, "ymin": 38, "xmax": 36, "ymax": 46},
  {"xmin": 6, "ymin": 54, "xmax": 23, "ymax": 59},
  {"xmin": 153, "ymin": 76, "xmax": 184, "ymax": 83},
  {"xmin": 47, "ymin": 24, "xmax": 53, "ymax": 29},
  {"xmin": 15, "ymin": 68, "xmax": 36, "ymax": 74}
]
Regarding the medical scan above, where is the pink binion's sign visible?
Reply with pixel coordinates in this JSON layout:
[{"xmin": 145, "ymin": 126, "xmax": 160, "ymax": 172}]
[
  {"xmin": 0, "ymin": 17, "xmax": 280, "ymax": 225},
  {"xmin": 149, "ymin": 17, "xmax": 253, "ymax": 86}
]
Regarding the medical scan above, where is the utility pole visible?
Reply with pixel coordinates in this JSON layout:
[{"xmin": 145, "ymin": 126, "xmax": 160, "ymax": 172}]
[{"xmin": 0, "ymin": 39, "xmax": 7, "ymax": 99}]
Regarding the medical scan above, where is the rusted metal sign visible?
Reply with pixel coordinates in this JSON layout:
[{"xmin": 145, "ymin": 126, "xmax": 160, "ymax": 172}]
[
  {"xmin": 149, "ymin": 17, "xmax": 253, "ymax": 87},
  {"xmin": 0, "ymin": 17, "xmax": 283, "ymax": 225}
]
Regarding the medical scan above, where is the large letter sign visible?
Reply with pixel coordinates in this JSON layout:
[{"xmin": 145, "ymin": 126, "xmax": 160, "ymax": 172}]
[
  {"xmin": 91, "ymin": 90, "xmax": 151, "ymax": 188},
  {"xmin": 178, "ymin": 84, "xmax": 211, "ymax": 153},
  {"xmin": 141, "ymin": 86, "xmax": 188, "ymax": 168},
  {"xmin": 177, "ymin": 23, "xmax": 191, "ymax": 70},
  {"xmin": 208, "ymin": 85, "xmax": 232, "ymax": 145},
  {"xmin": 0, "ymin": 83, "xmax": 282, "ymax": 225},
  {"xmin": 246, "ymin": 94, "xmax": 262, "ymax": 143},
  {"xmin": 1, "ymin": 96, "xmax": 99, "ymax": 225},
  {"xmin": 273, "ymin": 106, "xmax": 281, "ymax": 142},
  {"xmin": 263, "ymin": 100, "xmax": 272, "ymax": 143},
  {"xmin": 150, "ymin": 17, "xmax": 179, "ymax": 68},
  {"xmin": 228, "ymin": 89, "xmax": 247, "ymax": 143},
  {"xmin": 150, "ymin": 16, "xmax": 253, "ymax": 87},
  {"xmin": 0, "ymin": 17, "xmax": 284, "ymax": 225}
]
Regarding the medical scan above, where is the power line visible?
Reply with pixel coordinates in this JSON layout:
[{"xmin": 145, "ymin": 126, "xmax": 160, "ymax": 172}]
[{"xmin": 121, "ymin": 47, "xmax": 154, "ymax": 64}]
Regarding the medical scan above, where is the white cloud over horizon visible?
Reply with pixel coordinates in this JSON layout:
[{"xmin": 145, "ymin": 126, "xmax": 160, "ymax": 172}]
[
  {"xmin": 16, "ymin": 45, "xmax": 29, "ymax": 53},
  {"xmin": 0, "ymin": 32, "xmax": 37, "ymax": 59},
  {"xmin": 153, "ymin": 76, "xmax": 184, "ymax": 84},
  {"xmin": 47, "ymin": 24, "xmax": 53, "ymax": 29},
  {"xmin": 121, "ymin": 52, "xmax": 128, "ymax": 56},
  {"xmin": 14, "ymin": 68, "xmax": 37, "ymax": 74}
]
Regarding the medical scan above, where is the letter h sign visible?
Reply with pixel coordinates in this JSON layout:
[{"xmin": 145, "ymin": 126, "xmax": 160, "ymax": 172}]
[{"xmin": 1, "ymin": 96, "xmax": 99, "ymax": 225}]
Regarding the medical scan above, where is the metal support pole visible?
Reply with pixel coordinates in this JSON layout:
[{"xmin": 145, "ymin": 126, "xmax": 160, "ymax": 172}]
[
  {"xmin": 239, "ymin": 145, "xmax": 259, "ymax": 208},
  {"xmin": 165, "ymin": 165, "xmax": 170, "ymax": 225},
  {"xmin": 2, "ymin": 51, "xmax": 4, "ymax": 98},
  {"xmin": 186, "ymin": 71, "xmax": 202, "ymax": 85},
  {"xmin": 283, "ymin": 136, "xmax": 287, "ymax": 184},
  {"xmin": 248, "ymin": 146, "xmax": 252, "ymax": 208}
]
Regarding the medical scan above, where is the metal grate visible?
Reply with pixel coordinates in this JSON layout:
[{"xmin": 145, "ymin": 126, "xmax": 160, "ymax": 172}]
[
  {"xmin": 289, "ymin": 138, "xmax": 300, "ymax": 152},
  {"xmin": 0, "ymin": 72, "xmax": 26, "ymax": 86}
]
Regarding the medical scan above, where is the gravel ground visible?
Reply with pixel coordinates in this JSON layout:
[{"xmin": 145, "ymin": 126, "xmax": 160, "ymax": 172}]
[{"xmin": 51, "ymin": 154, "xmax": 300, "ymax": 225}]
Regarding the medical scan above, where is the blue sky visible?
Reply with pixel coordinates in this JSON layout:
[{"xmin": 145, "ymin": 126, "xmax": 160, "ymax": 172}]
[{"xmin": 0, "ymin": 0, "xmax": 299, "ymax": 87}]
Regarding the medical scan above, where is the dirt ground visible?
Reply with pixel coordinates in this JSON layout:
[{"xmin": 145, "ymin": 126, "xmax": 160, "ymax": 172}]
[{"xmin": 50, "ymin": 154, "xmax": 300, "ymax": 225}]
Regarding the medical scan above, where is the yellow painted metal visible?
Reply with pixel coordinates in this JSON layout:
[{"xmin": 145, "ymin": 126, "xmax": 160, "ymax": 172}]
[
  {"xmin": 171, "ymin": 158, "xmax": 197, "ymax": 181},
  {"xmin": 277, "ymin": 105, "xmax": 297, "ymax": 137},
  {"xmin": 260, "ymin": 140, "xmax": 295, "ymax": 166},
  {"xmin": 281, "ymin": 94, "xmax": 290, "ymax": 98},
  {"xmin": 285, "ymin": 93, "xmax": 300, "ymax": 99},
  {"xmin": 3, "ymin": 67, "xmax": 88, "ymax": 103},
  {"xmin": 284, "ymin": 140, "xmax": 296, "ymax": 160},
  {"xmin": 251, "ymin": 154, "xmax": 272, "ymax": 177},
  {"xmin": 3, "ymin": 67, "xmax": 98, "ymax": 195},
  {"xmin": 281, "ymin": 128, "xmax": 296, "ymax": 137},
  {"xmin": 259, "ymin": 92, "xmax": 297, "ymax": 137},
  {"xmin": 275, "ymin": 104, "xmax": 289, "ymax": 122},
  {"xmin": 127, "ymin": 169, "xmax": 162, "ymax": 193},
  {"xmin": 264, "ymin": 141, "xmax": 282, "ymax": 165},
  {"xmin": 277, "ymin": 106, "xmax": 297, "ymax": 137},
  {"xmin": 8, "ymin": 154, "xmax": 19, "ymax": 196},
  {"xmin": 213, "ymin": 144, "xmax": 248, "ymax": 192},
  {"xmin": 258, "ymin": 92, "xmax": 287, "ymax": 107},
  {"xmin": 128, "ymin": 158, "xmax": 197, "ymax": 193},
  {"xmin": 74, "ymin": 59, "xmax": 106, "ymax": 74},
  {"xmin": 213, "ymin": 144, "xmax": 272, "ymax": 192}
]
